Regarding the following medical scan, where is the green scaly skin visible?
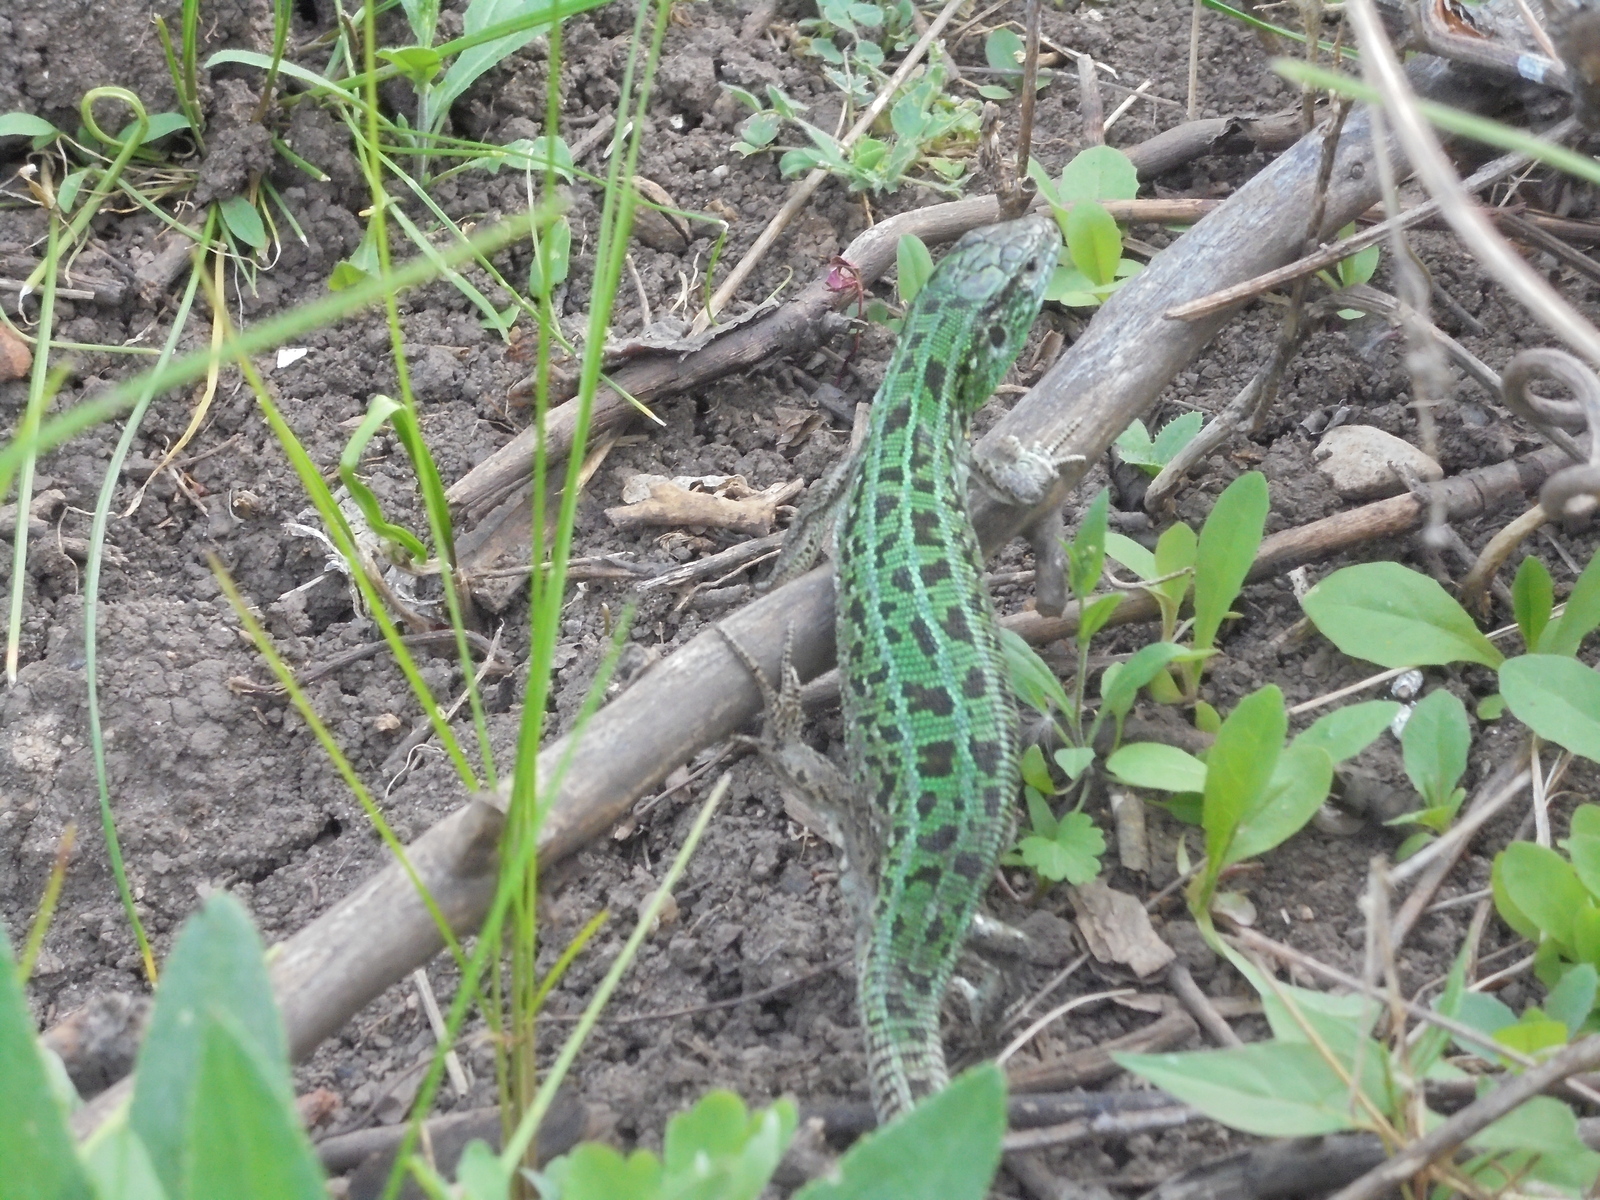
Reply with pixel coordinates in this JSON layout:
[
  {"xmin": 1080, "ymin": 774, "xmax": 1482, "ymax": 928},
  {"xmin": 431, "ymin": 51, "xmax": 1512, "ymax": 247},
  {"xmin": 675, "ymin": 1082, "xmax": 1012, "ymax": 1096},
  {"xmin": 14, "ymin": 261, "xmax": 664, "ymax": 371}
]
[{"xmin": 835, "ymin": 215, "xmax": 1056, "ymax": 1119}]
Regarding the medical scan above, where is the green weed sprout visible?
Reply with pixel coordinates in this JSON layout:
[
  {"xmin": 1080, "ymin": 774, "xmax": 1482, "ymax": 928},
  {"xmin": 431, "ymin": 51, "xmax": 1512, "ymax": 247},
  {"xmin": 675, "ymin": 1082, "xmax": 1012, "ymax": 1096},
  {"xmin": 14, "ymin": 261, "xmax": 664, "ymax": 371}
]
[
  {"xmin": 1316, "ymin": 221, "xmax": 1381, "ymax": 319},
  {"xmin": 977, "ymin": 28, "xmax": 1054, "ymax": 100},
  {"xmin": 1387, "ymin": 688, "xmax": 1471, "ymax": 859},
  {"xmin": 725, "ymin": 61, "xmax": 979, "ymax": 195},
  {"xmin": 1114, "ymin": 411, "xmax": 1204, "ymax": 476},
  {"xmin": 1029, "ymin": 146, "xmax": 1144, "ymax": 309}
]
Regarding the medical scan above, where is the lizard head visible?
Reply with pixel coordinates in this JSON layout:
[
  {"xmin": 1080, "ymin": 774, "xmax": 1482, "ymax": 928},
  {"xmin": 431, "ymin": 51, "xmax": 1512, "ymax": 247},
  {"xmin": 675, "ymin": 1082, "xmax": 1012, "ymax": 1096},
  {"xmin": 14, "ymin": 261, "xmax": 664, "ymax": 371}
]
[{"xmin": 936, "ymin": 214, "xmax": 1058, "ymax": 415}]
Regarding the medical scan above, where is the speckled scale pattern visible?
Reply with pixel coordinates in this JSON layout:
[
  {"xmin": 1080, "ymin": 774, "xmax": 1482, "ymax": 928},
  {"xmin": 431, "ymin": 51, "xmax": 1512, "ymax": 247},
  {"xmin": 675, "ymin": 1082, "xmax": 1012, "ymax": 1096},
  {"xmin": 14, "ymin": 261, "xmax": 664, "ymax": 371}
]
[{"xmin": 834, "ymin": 215, "xmax": 1058, "ymax": 1118}]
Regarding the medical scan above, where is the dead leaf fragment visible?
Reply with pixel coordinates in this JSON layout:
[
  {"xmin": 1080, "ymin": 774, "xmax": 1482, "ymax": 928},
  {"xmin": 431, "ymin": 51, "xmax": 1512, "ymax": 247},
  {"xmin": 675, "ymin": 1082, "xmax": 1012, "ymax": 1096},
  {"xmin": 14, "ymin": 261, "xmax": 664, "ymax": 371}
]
[
  {"xmin": 0, "ymin": 323, "xmax": 30, "ymax": 381},
  {"xmin": 1070, "ymin": 878, "xmax": 1176, "ymax": 978}
]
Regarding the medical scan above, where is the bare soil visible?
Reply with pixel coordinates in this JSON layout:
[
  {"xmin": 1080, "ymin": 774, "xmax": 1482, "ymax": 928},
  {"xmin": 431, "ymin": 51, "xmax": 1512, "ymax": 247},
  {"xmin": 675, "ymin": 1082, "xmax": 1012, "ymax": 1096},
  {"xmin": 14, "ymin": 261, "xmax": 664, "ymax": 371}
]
[{"xmin": 2, "ymin": 0, "xmax": 1597, "ymax": 1191}]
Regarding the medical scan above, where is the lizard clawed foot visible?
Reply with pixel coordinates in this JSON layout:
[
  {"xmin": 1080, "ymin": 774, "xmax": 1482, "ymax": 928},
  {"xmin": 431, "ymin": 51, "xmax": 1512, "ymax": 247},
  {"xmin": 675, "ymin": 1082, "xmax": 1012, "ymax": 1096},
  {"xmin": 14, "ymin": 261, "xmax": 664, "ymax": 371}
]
[{"xmin": 976, "ymin": 435, "xmax": 1088, "ymax": 508}]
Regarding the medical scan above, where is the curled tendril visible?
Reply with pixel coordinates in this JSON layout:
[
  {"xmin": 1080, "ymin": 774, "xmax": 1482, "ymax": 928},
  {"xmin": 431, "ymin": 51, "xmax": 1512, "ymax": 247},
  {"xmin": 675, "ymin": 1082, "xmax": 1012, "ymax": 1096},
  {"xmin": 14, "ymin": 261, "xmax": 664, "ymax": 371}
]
[{"xmin": 1500, "ymin": 348, "xmax": 1600, "ymax": 520}]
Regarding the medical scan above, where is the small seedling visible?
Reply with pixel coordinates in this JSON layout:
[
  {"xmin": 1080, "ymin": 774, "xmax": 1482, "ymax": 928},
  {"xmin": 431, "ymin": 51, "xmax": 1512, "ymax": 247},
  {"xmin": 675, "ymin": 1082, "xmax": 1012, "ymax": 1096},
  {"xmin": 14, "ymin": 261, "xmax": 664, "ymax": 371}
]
[
  {"xmin": 1315, "ymin": 222, "xmax": 1381, "ymax": 319},
  {"xmin": 1029, "ymin": 145, "xmax": 1144, "ymax": 308},
  {"xmin": 1301, "ymin": 552, "xmax": 1600, "ymax": 769},
  {"xmin": 727, "ymin": 64, "xmax": 978, "ymax": 195},
  {"xmin": 1115, "ymin": 411, "xmax": 1204, "ymax": 476},
  {"xmin": 1388, "ymin": 687, "xmax": 1471, "ymax": 858},
  {"xmin": 978, "ymin": 28, "xmax": 1053, "ymax": 100},
  {"xmin": 1103, "ymin": 470, "xmax": 1269, "ymax": 702},
  {"xmin": 1000, "ymin": 743, "xmax": 1107, "ymax": 885}
]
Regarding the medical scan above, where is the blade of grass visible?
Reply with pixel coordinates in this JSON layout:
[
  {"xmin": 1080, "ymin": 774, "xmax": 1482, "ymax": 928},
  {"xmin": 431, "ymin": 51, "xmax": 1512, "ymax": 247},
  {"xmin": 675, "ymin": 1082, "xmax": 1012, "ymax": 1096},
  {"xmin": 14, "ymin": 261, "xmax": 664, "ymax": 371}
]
[
  {"xmin": 81, "ymin": 215, "xmax": 215, "ymax": 985},
  {"xmin": 211, "ymin": 557, "xmax": 469, "ymax": 972},
  {"xmin": 1277, "ymin": 60, "xmax": 1600, "ymax": 188},
  {"xmin": 7, "ymin": 201, "xmax": 60, "ymax": 684},
  {"xmin": 503, "ymin": 772, "xmax": 731, "ymax": 1168},
  {"xmin": 18, "ymin": 823, "xmax": 75, "ymax": 983}
]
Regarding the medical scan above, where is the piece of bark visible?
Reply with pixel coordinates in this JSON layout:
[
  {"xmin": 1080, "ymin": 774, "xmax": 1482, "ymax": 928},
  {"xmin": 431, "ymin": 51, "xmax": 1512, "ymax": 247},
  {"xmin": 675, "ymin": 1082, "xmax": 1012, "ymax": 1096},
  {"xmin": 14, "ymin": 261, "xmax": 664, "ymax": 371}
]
[
  {"xmin": 604, "ymin": 476, "xmax": 802, "ymax": 534},
  {"xmin": 1006, "ymin": 1008, "xmax": 1199, "ymax": 1093}
]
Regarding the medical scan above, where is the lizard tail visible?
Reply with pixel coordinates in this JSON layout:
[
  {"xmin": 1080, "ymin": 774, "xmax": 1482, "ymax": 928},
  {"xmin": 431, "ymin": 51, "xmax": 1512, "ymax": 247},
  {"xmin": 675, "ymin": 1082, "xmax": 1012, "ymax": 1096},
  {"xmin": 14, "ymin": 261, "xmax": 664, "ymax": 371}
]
[{"xmin": 864, "ymin": 1016, "xmax": 950, "ymax": 1121}]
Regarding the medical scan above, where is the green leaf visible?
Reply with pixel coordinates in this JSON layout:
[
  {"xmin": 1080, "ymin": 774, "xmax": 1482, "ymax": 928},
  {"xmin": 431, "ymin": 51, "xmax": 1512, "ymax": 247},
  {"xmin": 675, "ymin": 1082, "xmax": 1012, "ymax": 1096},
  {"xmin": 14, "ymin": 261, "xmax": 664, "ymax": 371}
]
[
  {"xmin": 660, "ymin": 1090, "xmax": 795, "ymax": 1200},
  {"xmin": 1192, "ymin": 471, "xmax": 1268, "ymax": 653},
  {"xmin": 338, "ymin": 394, "xmax": 430, "ymax": 564},
  {"xmin": 1301, "ymin": 562, "xmax": 1504, "ymax": 668},
  {"xmin": 1106, "ymin": 742, "xmax": 1207, "ymax": 793},
  {"xmin": 1333, "ymin": 223, "xmax": 1380, "ymax": 287},
  {"xmin": 1565, "ymin": 815, "xmax": 1600, "ymax": 899},
  {"xmin": 1470, "ymin": 1095, "xmax": 1600, "ymax": 1193},
  {"xmin": 984, "ymin": 27, "xmax": 1025, "ymax": 73},
  {"xmin": 1067, "ymin": 488, "xmax": 1110, "ymax": 600},
  {"xmin": 1115, "ymin": 419, "xmax": 1157, "ymax": 468},
  {"xmin": 1064, "ymin": 201, "xmax": 1123, "ymax": 288},
  {"xmin": 1151, "ymin": 411, "xmax": 1204, "ymax": 466},
  {"xmin": 1020, "ymin": 812, "xmax": 1105, "ymax": 884},
  {"xmin": 218, "ymin": 195, "xmax": 269, "ymax": 253},
  {"xmin": 1496, "ymin": 841, "xmax": 1587, "ymax": 948},
  {"xmin": 1104, "ymin": 531, "xmax": 1156, "ymax": 580},
  {"xmin": 1540, "ymin": 547, "xmax": 1600, "ymax": 656},
  {"xmin": 1202, "ymin": 685, "xmax": 1285, "ymax": 871},
  {"xmin": 1293, "ymin": 700, "xmax": 1402, "ymax": 763},
  {"xmin": 1193, "ymin": 700, "xmax": 1221, "ymax": 734},
  {"xmin": 1478, "ymin": 693, "xmax": 1506, "ymax": 720},
  {"xmin": 528, "ymin": 214, "xmax": 572, "ymax": 295},
  {"xmin": 1102, "ymin": 642, "xmax": 1203, "ymax": 721},
  {"xmin": 1546, "ymin": 963, "xmax": 1597, "ymax": 1034},
  {"xmin": 1513, "ymin": 556, "xmax": 1555, "ymax": 650},
  {"xmin": 1228, "ymin": 743, "xmax": 1333, "ymax": 865},
  {"xmin": 795, "ymin": 1063, "xmax": 1004, "ymax": 1200},
  {"xmin": 377, "ymin": 45, "xmax": 444, "ymax": 83},
  {"xmin": 0, "ymin": 929, "xmax": 93, "ymax": 1200},
  {"xmin": 977, "ymin": 84, "xmax": 1013, "ymax": 100},
  {"xmin": 0, "ymin": 112, "xmax": 61, "ymax": 141},
  {"xmin": 1025, "ymin": 786, "xmax": 1058, "ymax": 838},
  {"xmin": 183, "ymin": 1016, "xmax": 325, "ymax": 1200},
  {"xmin": 1500, "ymin": 655, "xmax": 1600, "ymax": 764},
  {"xmin": 895, "ymin": 234, "xmax": 933, "ymax": 305},
  {"xmin": 1001, "ymin": 628, "xmax": 1073, "ymax": 720},
  {"xmin": 117, "ymin": 112, "xmax": 194, "ymax": 146},
  {"xmin": 453, "ymin": 1140, "xmax": 510, "ymax": 1200},
  {"xmin": 1057, "ymin": 144, "xmax": 1139, "ymax": 204},
  {"xmin": 1077, "ymin": 593, "xmax": 1123, "ymax": 643},
  {"xmin": 1401, "ymin": 689, "xmax": 1470, "ymax": 809},
  {"xmin": 131, "ymin": 895, "xmax": 291, "ymax": 1199},
  {"xmin": 478, "ymin": 134, "xmax": 575, "ymax": 179},
  {"xmin": 1019, "ymin": 743, "xmax": 1055, "ymax": 795},
  {"xmin": 1054, "ymin": 746, "xmax": 1095, "ymax": 780},
  {"xmin": 426, "ymin": 0, "xmax": 609, "ymax": 130},
  {"xmin": 83, "ymin": 1116, "xmax": 168, "ymax": 1200},
  {"xmin": 544, "ymin": 1144, "xmax": 663, "ymax": 1199},
  {"xmin": 1116, "ymin": 1043, "xmax": 1364, "ymax": 1137}
]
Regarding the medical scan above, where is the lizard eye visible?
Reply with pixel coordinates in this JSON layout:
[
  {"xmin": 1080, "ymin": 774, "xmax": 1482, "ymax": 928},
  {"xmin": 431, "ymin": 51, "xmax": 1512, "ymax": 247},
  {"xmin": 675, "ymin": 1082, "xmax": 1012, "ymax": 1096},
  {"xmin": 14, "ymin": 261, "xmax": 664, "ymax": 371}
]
[
  {"xmin": 1024, "ymin": 257, "xmax": 1040, "ymax": 273},
  {"xmin": 988, "ymin": 324, "xmax": 1007, "ymax": 348}
]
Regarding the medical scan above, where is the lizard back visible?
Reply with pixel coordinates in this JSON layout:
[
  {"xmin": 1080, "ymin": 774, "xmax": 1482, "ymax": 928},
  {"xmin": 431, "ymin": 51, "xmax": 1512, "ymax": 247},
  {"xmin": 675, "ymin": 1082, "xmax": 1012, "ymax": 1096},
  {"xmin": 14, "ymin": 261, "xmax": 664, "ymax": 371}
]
[{"xmin": 834, "ymin": 215, "xmax": 1057, "ymax": 1118}]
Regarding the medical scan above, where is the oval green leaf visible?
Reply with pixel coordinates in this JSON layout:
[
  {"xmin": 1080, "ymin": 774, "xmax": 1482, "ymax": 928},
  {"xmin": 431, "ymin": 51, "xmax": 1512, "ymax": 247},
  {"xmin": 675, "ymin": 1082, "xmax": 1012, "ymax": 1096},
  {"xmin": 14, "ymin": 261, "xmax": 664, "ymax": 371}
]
[
  {"xmin": 1500, "ymin": 654, "xmax": 1600, "ymax": 764},
  {"xmin": 1301, "ymin": 562, "xmax": 1503, "ymax": 668}
]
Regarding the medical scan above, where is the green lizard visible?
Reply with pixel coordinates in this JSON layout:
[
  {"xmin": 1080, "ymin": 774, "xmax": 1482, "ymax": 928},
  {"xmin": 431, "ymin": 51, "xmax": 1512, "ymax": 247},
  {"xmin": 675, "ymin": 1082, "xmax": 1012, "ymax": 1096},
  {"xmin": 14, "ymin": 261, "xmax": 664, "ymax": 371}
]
[{"xmin": 753, "ymin": 215, "xmax": 1060, "ymax": 1120}]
